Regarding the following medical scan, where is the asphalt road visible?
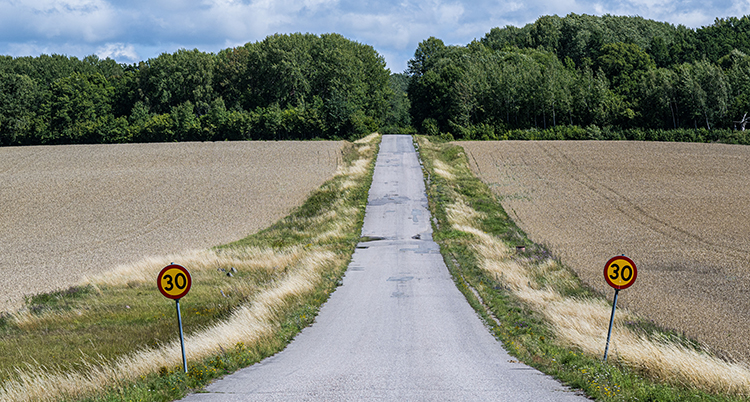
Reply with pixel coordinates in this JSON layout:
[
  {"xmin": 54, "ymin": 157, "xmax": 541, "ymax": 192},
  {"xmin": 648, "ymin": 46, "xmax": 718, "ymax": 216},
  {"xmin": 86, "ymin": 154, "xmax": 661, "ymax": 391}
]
[{"xmin": 181, "ymin": 135, "xmax": 587, "ymax": 401}]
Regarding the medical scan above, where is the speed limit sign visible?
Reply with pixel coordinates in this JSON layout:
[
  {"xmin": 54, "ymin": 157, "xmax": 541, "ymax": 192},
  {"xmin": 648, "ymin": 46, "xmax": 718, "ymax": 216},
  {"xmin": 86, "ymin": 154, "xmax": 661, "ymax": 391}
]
[
  {"xmin": 157, "ymin": 264, "xmax": 192, "ymax": 300},
  {"xmin": 602, "ymin": 255, "xmax": 637, "ymax": 362},
  {"xmin": 157, "ymin": 263, "xmax": 192, "ymax": 373},
  {"xmin": 604, "ymin": 255, "xmax": 637, "ymax": 290}
]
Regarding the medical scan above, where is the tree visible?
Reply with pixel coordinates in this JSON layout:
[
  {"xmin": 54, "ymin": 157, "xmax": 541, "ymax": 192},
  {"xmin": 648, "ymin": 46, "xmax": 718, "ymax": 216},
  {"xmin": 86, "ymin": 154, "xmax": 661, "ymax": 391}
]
[
  {"xmin": 676, "ymin": 60, "xmax": 728, "ymax": 129},
  {"xmin": 171, "ymin": 101, "xmax": 200, "ymax": 141},
  {"xmin": 383, "ymin": 73, "xmax": 412, "ymax": 131},
  {"xmin": 530, "ymin": 15, "xmax": 563, "ymax": 52},
  {"xmin": 139, "ymin": 49, "xmax": 217, "ymax": 115},
  {"xmin": 0, "ymin": 72, "xmax": 41, "ymax": 145},
  {"xmin": 597, "ymin": 42, "xmax": 655, "ymax": 84},
  {"xmin": 637, "ymin": 68, "xmax": 679, "ymax": 128},
  {"xmin": 650, "ymin": 36, "xmax": 672, "ymax": 67},
  {"xmin": 224, "ymin": 33, "xmax": 391, "ymax": 139},
  {"xmin": 215, "ymin": 46, "xmax": 252, "ymax": 111},
  {"xmin": 44, "ymin": 72, "xmax": 114, "ymax": 144},
  {"xmin": 570, "ymin": 66, "xmax": 616, "ymax": 126},
  {"xmin": 407, "ymin": 37, "xmax": 448, "ymax": 78}
]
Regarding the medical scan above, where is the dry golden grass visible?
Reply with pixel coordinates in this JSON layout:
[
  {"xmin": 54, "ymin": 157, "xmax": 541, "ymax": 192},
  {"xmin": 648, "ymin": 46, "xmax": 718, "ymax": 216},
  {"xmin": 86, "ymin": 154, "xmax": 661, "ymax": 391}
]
[
  {"xmin": 1, "ymin": 250, "xmax": 340, "ymax": 402},
  {"xmin": 432, "ymin": 159, "xmax": 456, "ymax": 180},
  {"xmin": 0, "ymin": 141, "xmax": 343, "ymax": 313},
  {"xmin": 429, "ymin": 144, "xmax": 750, "ymax": 396},
  {"xmin": 459, "ymin": 140, "xmax": 750, "ymax": 363}
]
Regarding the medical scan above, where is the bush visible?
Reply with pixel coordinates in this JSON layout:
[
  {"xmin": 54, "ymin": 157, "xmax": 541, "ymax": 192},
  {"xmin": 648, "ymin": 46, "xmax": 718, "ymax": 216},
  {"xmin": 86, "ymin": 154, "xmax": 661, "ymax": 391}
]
[
  {"xmin": 585, "ymin": 125, "xmax": 603, "ymax": 140},
  {"xmin": 350, "ymin": 110, "xmax": 379, "ymax": 137},
  {"xmin": 133, "ymin": 113, "xmax": 175, "ymax": 142},
  {"xmin": 496, "ymin": 125, "xmax": 750, "ymax": 145},
  {"xmin": 464, "ymin": 123, "xmax": 498, "ymax": 140},
  {"xmin": 422, "ymin": 118, "xmax": 440, "ymax": 136},
  {"xmin": 171, "ymin": 101, "xmax": 201, "ymax": 141},
  {"xmin": 221, "ymin": 111, "xmax": 255, "ymax": 140}
]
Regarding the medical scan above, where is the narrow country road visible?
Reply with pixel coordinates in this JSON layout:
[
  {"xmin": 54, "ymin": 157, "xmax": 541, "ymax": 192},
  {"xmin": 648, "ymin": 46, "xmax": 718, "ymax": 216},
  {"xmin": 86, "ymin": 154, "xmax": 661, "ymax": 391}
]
[{"xmin": 180, "ymin": 135, "xmax": 587, "ymax": 401}]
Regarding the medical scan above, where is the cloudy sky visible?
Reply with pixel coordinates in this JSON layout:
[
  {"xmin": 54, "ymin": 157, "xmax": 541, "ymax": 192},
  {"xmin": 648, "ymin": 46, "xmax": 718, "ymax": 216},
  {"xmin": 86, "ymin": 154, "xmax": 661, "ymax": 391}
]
[{"xmin": 1, "ymin": 0, "xmax": 750, "ymax": 73}]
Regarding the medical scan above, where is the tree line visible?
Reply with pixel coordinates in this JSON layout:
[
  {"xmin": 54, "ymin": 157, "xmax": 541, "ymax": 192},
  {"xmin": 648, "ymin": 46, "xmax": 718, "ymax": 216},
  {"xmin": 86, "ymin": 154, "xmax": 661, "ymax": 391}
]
[
  {"xmin": 4, "ymin": 14, "xmax": 750, "ymax": 146},
  {"xmin": 407, "ymin": 13, "xmax": 750, "ymax": 143},
  {"xmin": 0, "ymin": 33, "xmax": 392, "ymax": 145}
]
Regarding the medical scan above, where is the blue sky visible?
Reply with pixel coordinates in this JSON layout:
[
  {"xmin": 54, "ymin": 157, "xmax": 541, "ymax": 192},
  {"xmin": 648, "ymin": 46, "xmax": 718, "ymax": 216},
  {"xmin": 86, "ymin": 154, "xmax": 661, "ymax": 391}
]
[{"xmin": 1, "ymin": 0, "xmax": 749, "ymax": 73}]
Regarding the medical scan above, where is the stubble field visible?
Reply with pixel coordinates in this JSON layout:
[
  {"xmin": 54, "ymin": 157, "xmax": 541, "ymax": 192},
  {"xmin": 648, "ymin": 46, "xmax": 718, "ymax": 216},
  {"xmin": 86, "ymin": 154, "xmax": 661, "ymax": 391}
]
[
  {"xmin": 458, "ymin": 140, "xmax": 750, "ymax": 362},
  {"xmin": 0, "ymin": 141, "xmax": 343, "ymax": 313}
]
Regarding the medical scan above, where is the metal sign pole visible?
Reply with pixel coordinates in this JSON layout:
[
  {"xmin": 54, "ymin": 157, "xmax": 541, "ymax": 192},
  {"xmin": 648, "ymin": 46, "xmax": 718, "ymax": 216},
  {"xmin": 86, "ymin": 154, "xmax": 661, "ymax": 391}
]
[
  {"xmin": 176, "ymin": 298, "xmax": 188, "ymax": 373},
  {"xmin": 603, "ymin": 288, "xmax": 619, "ymax": 362}
]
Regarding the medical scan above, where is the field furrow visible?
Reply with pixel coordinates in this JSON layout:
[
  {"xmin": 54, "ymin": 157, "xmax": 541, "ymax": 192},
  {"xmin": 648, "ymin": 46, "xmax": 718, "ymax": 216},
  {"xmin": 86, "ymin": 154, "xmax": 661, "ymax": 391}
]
[
  {"xmin": 458, "ymin": 140, "xmax": 750, "ymax": 362},
  {"xmin": 0, "ymin": 141, "xmax": 343, "ymax": 313}
]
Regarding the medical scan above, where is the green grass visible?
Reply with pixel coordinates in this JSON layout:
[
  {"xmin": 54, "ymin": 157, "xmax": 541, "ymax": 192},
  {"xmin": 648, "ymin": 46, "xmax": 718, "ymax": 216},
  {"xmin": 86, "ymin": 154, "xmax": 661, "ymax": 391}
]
[
  {"xmin": 1, "ymin": 276, "xmax": 250, "ymax": 376},
  {"xmin": 0, "ymin": 135, "xmax": 379, "ymax": 401},
  {"xmin": 416, "ymin": 135, "xmax": 748, "ymax": 402},
  {"xmin": 67, "ymin": 264, "xmax": 347, "ymax": 402}
]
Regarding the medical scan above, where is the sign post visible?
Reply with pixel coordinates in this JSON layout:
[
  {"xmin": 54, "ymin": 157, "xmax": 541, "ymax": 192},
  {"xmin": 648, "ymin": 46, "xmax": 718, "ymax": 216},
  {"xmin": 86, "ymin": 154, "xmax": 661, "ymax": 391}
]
[
  {"xmin": 602, "ymin": 255, "xmax": 637, "ymax": 362},
  {"xmin": 157, "ymin": 263, "xmax": 192, "ymax": 373}
]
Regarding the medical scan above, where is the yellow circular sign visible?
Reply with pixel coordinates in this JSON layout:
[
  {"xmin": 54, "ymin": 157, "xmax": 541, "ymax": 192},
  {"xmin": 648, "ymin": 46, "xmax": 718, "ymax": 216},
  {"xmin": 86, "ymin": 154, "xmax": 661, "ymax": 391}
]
[
  {"xmin": 157, "ymin": 264, "xmax": 192, "ymax": 299},
  {"xmin": 604, "ymin": 256, "xmax": 637, "ymax": 290}
]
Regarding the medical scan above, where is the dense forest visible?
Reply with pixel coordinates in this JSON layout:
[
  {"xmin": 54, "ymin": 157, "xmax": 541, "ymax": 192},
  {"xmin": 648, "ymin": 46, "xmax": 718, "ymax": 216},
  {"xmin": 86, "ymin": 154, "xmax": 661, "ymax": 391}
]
[
  {"xmin": 408, "ymin": 14, "xmax": 750, "ymax": 142},
  {"xmin": 0, "ymin": 33, "xmax": 392, "ymax": 145},
  {"xmin": 4, "ymin": 14, "xmax": 750, "ymax": 145}
]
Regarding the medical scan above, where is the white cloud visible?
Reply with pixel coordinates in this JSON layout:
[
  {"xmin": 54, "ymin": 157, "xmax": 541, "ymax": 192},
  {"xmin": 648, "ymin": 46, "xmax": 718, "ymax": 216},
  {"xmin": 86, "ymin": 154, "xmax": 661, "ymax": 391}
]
[
  {"xmin": 1, "ymin": 0, "xmax": 749, "ymax": 70},
  {"xmin": 730, "ymin": 0, "xmax": 750, "ymax": 19},
  {"xmin": 669, "ymin": 10, "xmax": 714, "ymax": 27},
  {"xmin": 302, "ymin": 0, "xmax": 339, "ymax": 10},
  {"xmin": 189, "ymin": 0, "xmax": 339, "ymax": 42},
  {"xmin": 0, "ymin": 0, "xmax": 119, "ymax": 42},
  {"xmin": 435, "ymin": 2, "xmax": 465, "ymax": 25},
  {"xmin": 96, "ymin": 42, "xmax": 139, "ymax": 62}
]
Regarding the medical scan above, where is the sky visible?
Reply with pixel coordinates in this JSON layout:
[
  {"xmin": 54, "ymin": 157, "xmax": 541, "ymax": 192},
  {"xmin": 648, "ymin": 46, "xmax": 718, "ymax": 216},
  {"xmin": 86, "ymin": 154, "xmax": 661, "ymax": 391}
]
[{"xmin": 1, "ymin": 0, "xmax": 750, "ymax": 73}]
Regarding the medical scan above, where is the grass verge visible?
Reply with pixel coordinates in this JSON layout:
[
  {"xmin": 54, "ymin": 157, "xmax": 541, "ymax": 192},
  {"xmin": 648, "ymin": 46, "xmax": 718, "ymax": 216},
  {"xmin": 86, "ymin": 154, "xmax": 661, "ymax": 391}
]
[
  {"xmin": 0, "ymin": 133, "xmax": 379, "ymax": 402},
  {"xmin": 415, "ymin": 135, "xmax": 750, "ymax": 401}
]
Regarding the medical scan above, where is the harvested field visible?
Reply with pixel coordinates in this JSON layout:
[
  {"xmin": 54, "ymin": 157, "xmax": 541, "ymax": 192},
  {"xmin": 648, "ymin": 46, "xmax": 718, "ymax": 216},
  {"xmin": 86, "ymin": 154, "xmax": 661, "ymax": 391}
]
[
  {"xmin": 0, "ymin": 141, "xmax": 343, "ymax": 313},
  {"xmin": 458, "ymin": 140, "xmax": 750, "ymax": 362}
]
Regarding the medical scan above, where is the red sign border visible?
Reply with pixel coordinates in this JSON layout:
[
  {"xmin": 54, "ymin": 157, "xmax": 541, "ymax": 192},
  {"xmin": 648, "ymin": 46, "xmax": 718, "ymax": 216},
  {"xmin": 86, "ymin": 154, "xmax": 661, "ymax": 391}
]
[
  {"xmin": 604, "ymin": 255, "xmax": 637, "ymax": 290},
  {"xmin": 157, "ymin": 264, "xmax": 192, "ymax": 300}
]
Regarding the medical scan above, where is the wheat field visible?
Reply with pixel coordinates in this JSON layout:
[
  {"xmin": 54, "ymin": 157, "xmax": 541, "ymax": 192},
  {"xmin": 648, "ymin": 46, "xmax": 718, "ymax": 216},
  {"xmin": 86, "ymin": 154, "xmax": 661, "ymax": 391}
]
[
  {"xmin": 0, "ymin": 141, "xmax": 343, "ymax": 313},
  {"xmin": 458, "ymin": 140, "xmax": 750, "ymax": 363}
]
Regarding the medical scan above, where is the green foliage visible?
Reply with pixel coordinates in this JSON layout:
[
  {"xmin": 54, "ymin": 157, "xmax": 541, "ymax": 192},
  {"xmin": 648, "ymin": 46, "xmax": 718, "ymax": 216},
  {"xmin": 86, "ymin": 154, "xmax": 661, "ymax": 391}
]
[
  {"xmin": 481, "ymin": 14, "xmax": 698, "ymax": 67},
  {"xmin": 216, "ymin": 33, "xmax": 391, "ymax": 140},
  {"xmin": 596, "ymin": 42, "xmax": 655, "ymax": 88},
  {"xmin": 25, "ymin": 286, "xmax": 93, "ymax": 315},
  {"xmin": 381, "ymin": 73, "xmax": 413, "ymax": 133},
  {"xmin": 44, "ymin": 72, "xmax": 115, "ymax": 144},
  {"xmin": 170, "ymin": 101, "xmax": 200, "ymax": 141},
  {"xmin": 493, "ymin": 125, "xmax": 748, "ymax": 144},
  {"xmin": 8, "ymin": 16, "xmax": 750, "ymax": 145},
  {"xmin": 0, "ymin": 54, "xmax": 123, "ymax": 84},
  {"xmin": 138, "ymin": 49, "xmax": 217, "ymax": 115},
  {"xmin": 0, "ymin": 33, "xmax": 395, "ymax": 146},
  {"xmin": 697, "ymin": 16, "xmax": 750, "ymax": 63},
  {"xmin": 422, "ymin": 118, "xmax": 440, "ymax": 136},
  {"xmin": 409, "ymin": 44, "xmax": 588, "ymax": 133},
  {"xmin": 0, "ymin": 72, "xmax": 40, "ymax": 145},
  {"xmin": 408, "ymin": 14, "xmax": 750, "ymax": 138},
  {"xmin": 134, "ymin": 113, "xmax": 174, "ymax": 142}
]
